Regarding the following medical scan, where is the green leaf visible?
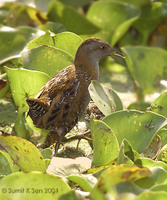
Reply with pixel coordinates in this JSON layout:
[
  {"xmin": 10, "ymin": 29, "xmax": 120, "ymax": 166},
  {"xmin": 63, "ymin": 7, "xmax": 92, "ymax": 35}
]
[
  {"xmin": 0, "ymin": 193, "xmax": 8, "ymax": 200},
  {"xmin": 128, "ymin": 102, "xmax": 150, "ymax": 112},
  {"xmin": 115, "ymin": 182, "xmax": 146, "ymax": 197},
  {"xmin": 86, "ymin": 1, "xmax": 140, "ymax": 44},
  {"xmin": 158, "ymin": 129, "xmax": 167, "ymax": 147},
  {"xmin": 138, "ymin": 191, "xmax": 167, "ymax": 200},
  {"xmin": 150, "ymin": 92, "xmax": 167, "ymax": 117},
  {"xmin": 39, "ymin": 22, "xmax": 66, "ymax": 34},
  {"xmin": 117, "ymin": 139, "xmax": 140, "ymax": 165},
  {"xmin": 89, "ymin": 80, "xmax": 123, "ymax": 116},
  {"xmin": 141, "ymin": 135, "xmax": 162, "ymax": 159},
  {"xmin": 122, "ymin": 46, "xmax": 167, "ymax": 95},
  {"xmin": 157, "ymin": 144, "xmax": 167, "ymax": 163},
  {"xmin": 27, "ymin": 31, "xmax": 56, "ymax": 49},
  {"xmin": 21, "ymin": 45, "xmax": 73, "ymax": 77},
  {"xmin": 91, "ymin": 182, "xmax": 141, "ymax": 200},
  {"xmin": 135, "ymin": 157, "xmax": 167, "ymax": 171},
  {"xmin": 0, "ymin": 150, "xmax": 20, "ymax": 177},
  {"xmin": 50, "ymin": 32, "xmax": 83, "ymax": 57},
  {"xmin": 0, "ymin": 171, "xmax": 71, "ymax": 200},
  {"xmin": 59, "ymin": 190, "xmax": 82, "ymax": 200},
  {"xmin": 91, "ymin": 165, "xmax": 150, "ymax": 199},
  {"xmin": 0, "ymin": 135, "xmax": 46, "ymax": 172},
  {"xmin": 83, "ymin": 161, "xmax": 116, "ymax": 175},
  {"xmin": 67, "ymin": 175, "xmax": 92, "ymax": 192},
  {"xmin": 103, "ymin": 110, "xmax": 167, "ymax": 153},
  {"xmin": 115, "ymin": 0, "xmax": 150, "ymax": 6},
  {"xmin": 0, "ymin": 25, "xmax": 39, "ymax": 64},
  {"xmin": 5, "ymin": 67, "xmax": 49, "ymax": 112},
  {"xmin": 47, "ymin": 1, "xmax": 100, "ymax": 35},
  {"xmin": 40, "ymin": 148, "xmax": 52, "ymax": 159},
  {"xmin": 44, "ymin": 159, "xmax": 51, "ymax": 169},
  {"xmin": 0, "ymin": 98, "xmax": 17, "ymax": 125},
  {"xmin": 4, "ymin": 67, "xmax": 49, "ymax": 137},
  {"xmin": 95, "ymin": 164, "xmax": 151, "ymax": 188},
  {"xmin": 28, "ymin": 31, "xmax": 83, "ymax": 58},
  {"xmin": 151, "ymin": 183, "xmax": 167, "ymax": 192},
  {"xmin": 90, "ymin": 117, "xmax": 119, "ymax": 166},
  {"xmin": 5, "ymin": 67, "xmax": 44, "ymax": 136},
  {"xmin": 0, "ymin": 151, "xmax": 11, "ymax": 177},
  {"xmin": 111, "ymin": 16, "xmax": 139, "ymax": 46},
  {"xmin": 135, "ymin": 166, "xmax": 167, "ymax": 189},
  {"xmin": 14, "ymin": 112, "xmax": 27, "ymax": 138}
]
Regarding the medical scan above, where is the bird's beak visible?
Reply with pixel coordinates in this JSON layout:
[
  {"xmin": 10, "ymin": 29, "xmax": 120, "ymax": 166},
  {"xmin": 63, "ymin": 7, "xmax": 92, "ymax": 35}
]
[{"xmin": 111, "ymin": 48, "xmax": 125, "ymax": 58}]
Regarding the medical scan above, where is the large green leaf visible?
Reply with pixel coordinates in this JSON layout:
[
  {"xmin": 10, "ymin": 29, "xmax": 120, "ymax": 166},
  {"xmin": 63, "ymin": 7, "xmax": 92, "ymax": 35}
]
[
  {"xmin": 122, "ymin": 46, "xmax": 167, "ymax": 95},
  {"xmin": 0, "ymin": 25, "xmax": 39, "ymax": 64},
  {"xmin": 28, "ymin": 31, "xmax": 83, "ymax": 57},
  {"xmin": 27, "ymin": 31, "xmax": 56, "ymax": 49},
  {"xmin": 4, "ymin": 65, "xmax": 49, "ymax": 137},
  {"xmin": 89, "ymin": 80, "xmax": 123, "ymax": 116},
  {"xmin": 149, "ymin": 92, "xmax": 167, "ymax": 117},
  {"xmin": 103, "ymin": 110, "xmax": 167, "ymax": 153},
  {"xmin": 47, "ymin": 1, "xmax": 100, "ymax": 35},
  {"xmin": 0, "ymin": 171, "xmax": 71, "ymax": 200},
  {"xmin": 0, "ymin": 135, "xmax": 46, "ymax": 172},
  {"xmin": 86, "ymin": 0, "xmax": 140, "ymax": 44},
  {"xmin": 5, "ymin": 67, "xmax": 49, "ymax": 113},
  {"xmin": 90, "ymin": 118, "xmax": 119, "ymax": 166},
  {"xmin": 21, "ymin": 45, "xmax": 73, "ymax": 77},
  {"xmin": 5, "ymin": 67, "xmax": 49, "ymax": 137},
  {"xmin": 49, "ymin": 32, "xmax": 83, "ymax": 57}
]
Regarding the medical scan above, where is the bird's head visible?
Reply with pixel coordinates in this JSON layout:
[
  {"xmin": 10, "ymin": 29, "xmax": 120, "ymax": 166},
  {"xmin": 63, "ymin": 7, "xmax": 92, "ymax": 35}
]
[
  {"xmin": 74, "ymin": 37, "xmax": 124, "ymax": 80},
  {"xmin": 75, "ymin": 37, "xmax": 124, "ymax": 62}
]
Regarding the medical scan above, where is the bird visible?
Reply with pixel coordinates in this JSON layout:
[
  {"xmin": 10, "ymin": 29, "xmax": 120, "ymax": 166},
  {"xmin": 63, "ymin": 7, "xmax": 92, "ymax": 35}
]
[{"xmin": 26, "ymin": 37, "xmax": 124, "ymax": 155}]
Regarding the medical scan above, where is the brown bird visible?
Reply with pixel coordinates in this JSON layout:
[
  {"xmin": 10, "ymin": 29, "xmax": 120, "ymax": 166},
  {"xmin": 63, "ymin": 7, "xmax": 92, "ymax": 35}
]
[{"xmin": 26, "ymin": 37, "xmax": 124, "ymax": 155}]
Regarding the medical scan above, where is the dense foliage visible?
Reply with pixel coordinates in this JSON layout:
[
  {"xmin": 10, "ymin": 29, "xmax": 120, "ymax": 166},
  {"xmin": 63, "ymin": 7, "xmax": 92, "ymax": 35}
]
[{"xmin": 1, "ymin": 0, "xmax": 167, "ymax": 199}]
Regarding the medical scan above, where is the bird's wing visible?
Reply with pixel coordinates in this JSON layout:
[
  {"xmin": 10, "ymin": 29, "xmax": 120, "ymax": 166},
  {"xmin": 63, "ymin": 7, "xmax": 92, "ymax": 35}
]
[{"xmin": 26, "ymin": 65, "xmax": 77, "ymax": 126}]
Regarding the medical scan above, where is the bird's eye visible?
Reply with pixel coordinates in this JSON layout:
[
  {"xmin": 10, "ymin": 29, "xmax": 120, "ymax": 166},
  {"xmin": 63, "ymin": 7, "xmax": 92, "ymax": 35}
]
[{"xmin": 100, "ymin": 45, "xmax": 106, "ymax": 50}]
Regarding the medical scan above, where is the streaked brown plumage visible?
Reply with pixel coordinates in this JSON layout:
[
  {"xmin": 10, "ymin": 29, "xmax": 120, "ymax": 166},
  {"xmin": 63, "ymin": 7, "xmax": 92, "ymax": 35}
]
[{"xmin": 26, "ymin": 37, "xmax": 124, "ymax": 155}]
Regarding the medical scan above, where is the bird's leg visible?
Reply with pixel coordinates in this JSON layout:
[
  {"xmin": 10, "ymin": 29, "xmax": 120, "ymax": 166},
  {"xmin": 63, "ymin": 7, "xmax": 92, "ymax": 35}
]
[{"xmin": 54, "ymin": 134, "xmax": 63, "ymax": 156}]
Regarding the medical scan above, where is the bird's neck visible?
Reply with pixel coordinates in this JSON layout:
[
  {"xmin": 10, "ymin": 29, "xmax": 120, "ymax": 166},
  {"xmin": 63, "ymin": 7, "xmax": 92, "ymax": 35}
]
[{"xmin": 74, "ymin": 51, "xmax": 99, "ymax": 81}]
